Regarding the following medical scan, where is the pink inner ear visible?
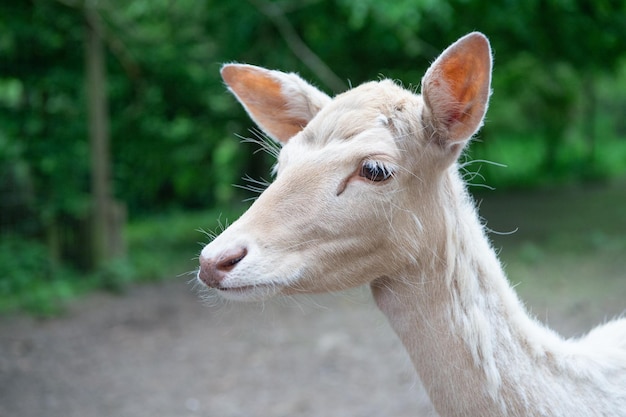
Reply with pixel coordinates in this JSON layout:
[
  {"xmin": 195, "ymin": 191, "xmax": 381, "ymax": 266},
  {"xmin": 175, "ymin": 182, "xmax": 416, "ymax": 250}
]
[
  {"xmin": 445, "ymin": 109, "xmax": 462, "ymax": 127},
  {"xmin": 422, "ymin": 33, "xmax": 492, "ymax": 144},
  {"xmin": 221, "ymin": 65, "xmax": 308, "ymax": 143},
  {"xmin": 222, "ymin": 66, "xmax": 284, "ymax": 110}
]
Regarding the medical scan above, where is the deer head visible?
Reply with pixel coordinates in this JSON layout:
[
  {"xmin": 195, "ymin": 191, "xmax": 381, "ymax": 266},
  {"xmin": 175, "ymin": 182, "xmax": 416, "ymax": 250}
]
[{"xmin": 198, "ymin": 32, "xmax": 492, "ymax": 301}]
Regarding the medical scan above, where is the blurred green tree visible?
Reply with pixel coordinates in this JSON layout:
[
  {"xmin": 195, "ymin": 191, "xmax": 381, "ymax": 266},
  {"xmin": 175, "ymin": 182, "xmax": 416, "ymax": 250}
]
[{"xmin": 1, "ymin": 0, "xmax": 625, "ymax": 278}]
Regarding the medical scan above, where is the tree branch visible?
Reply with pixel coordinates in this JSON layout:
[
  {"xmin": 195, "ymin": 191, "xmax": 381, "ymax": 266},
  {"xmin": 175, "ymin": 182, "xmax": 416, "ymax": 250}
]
[{"xmin": 248, "ymin": 0, "xmax": 347, "ymax": 94}]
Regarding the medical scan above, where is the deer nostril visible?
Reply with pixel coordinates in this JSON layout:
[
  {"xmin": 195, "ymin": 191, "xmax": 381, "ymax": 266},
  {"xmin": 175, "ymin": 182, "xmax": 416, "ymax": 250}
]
[
  {"xmin": 198, "ymin": 247, "xmax": 248, "ymax": 288},
  {"xmin": 216, "ymin": 247, "xmax": 248, "ymax": 271}
]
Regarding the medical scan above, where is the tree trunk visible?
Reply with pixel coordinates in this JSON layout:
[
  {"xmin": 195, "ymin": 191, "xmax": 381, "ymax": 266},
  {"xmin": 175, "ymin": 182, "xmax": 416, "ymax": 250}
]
[
  {"xmin": 85, "ymin": 3, "xmax": 125, "ymax": 269},
  {"xmin": 583, "ymin": 75, "xmax": 597, "ymax": 166}
]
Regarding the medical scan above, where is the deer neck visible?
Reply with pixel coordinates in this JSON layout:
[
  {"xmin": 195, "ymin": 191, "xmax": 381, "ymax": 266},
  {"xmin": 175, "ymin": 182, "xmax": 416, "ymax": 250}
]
[{"xmin": 371, "ymin": 170, "xmax": 566, "ymax": 416}]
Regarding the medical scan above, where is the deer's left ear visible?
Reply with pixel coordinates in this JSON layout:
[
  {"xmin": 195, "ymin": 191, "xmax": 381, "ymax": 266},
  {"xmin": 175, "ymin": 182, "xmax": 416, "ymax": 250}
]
[
  {"xmin": 421, "ymin": 32, "xmax": 492, "ymax": 150},
  {"xmin": 221, "ymin": 64, "xmax": 332, "ymax": 144}
]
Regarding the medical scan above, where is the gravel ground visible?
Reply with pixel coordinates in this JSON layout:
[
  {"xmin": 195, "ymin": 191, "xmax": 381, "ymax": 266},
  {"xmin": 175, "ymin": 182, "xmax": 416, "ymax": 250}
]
[{"xmin": 0, "ymin": 280, "xmax": 436, "ymax": 417}]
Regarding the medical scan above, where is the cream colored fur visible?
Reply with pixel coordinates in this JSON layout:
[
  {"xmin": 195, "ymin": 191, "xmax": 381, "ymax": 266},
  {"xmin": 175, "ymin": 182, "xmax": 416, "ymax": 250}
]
[{"xmin": 198, "ymin": 33, "xmax": 626, "ymax": 416}]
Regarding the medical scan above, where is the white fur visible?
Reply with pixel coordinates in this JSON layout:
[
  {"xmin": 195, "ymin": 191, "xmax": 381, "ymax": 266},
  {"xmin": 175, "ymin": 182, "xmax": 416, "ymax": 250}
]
[{"xmin": 199, "ymin": 33, "xmax": 626, "ymax": 416}]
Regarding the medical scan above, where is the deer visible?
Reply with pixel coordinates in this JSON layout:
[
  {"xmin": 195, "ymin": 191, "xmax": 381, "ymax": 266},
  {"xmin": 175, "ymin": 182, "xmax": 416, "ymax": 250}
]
[{"xmin": 197, "ymin": 32, "xmax": 626, "ymax": 416}]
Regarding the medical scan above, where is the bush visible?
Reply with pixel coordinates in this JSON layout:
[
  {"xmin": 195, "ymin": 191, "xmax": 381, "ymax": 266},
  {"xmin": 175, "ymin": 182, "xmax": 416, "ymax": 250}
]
[
  {"xmin": 0, "ymin": 236, "xmax": 78, "ymax": 316},
  {"xmin": 0, "ymin": 207, "xmax": 246, "ymax": 316}
]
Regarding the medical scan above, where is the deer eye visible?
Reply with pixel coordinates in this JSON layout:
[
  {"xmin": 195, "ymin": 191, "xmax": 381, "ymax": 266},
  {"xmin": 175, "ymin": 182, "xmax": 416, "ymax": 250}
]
[{"xmin": 359, "ymin": 160, "xmax": 394, "ymax": 182}]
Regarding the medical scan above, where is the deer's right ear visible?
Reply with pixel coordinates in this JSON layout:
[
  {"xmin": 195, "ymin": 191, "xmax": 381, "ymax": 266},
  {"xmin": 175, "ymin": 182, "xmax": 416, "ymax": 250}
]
[{"xmin": 221, "ymin": 64, "xmax": 332, "ymax": 144}]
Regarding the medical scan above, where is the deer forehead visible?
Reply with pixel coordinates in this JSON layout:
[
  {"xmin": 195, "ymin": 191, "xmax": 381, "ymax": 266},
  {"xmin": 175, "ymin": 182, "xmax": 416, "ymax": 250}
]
[
  {"xmin": 316, "ymin": 80, "xmax": 421, "ymax": 136},
  {"xmin": 278, "ymin": 80, "xmax": 422, "ymax": 171},
  {"xmin": 277, "ymin": 125, "xmax": 399, "ymax": 173}
]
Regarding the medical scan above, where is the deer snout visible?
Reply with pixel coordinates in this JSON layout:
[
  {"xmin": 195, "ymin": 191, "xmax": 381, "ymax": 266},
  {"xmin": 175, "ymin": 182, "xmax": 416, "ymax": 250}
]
[{"xmin": 198, "ymin": 247, "xmax": 247, "ymax": 288}]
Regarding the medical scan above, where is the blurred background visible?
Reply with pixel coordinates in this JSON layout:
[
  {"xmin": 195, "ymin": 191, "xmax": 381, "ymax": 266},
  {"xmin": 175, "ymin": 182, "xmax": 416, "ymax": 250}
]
[
  {"xmin": 1, "ymin": 0, "xmax": 625, "ymax": 316},
  {"xmin": 2, "ymin": 2, "xmax": 626, "ymax": 417}
]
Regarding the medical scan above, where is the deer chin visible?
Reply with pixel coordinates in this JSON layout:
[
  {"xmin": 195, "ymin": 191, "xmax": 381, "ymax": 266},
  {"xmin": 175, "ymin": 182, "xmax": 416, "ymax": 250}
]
[{"xmin": 214, "ymin": 282, "xmax": 284, "ymax": 301}]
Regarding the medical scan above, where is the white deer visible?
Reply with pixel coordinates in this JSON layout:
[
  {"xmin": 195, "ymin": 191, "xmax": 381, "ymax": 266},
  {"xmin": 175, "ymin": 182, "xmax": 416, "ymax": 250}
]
[{"xmin": 198, "ymin": 32, "xmax": 626, "ymax": 416}]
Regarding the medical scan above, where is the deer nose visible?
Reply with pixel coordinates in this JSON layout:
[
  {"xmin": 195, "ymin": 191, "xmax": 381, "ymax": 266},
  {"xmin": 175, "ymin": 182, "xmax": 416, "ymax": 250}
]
[{"xmin": 198, "ymin": 247, "xmax": 247, "ymax": 288}]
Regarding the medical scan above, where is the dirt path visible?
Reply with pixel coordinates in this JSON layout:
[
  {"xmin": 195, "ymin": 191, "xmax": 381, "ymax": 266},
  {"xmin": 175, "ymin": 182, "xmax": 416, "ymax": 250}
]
[
  {"xmin": 0, "ymin": 280, "xmax": 435, "ymax": 417},
  {"xmin": 2, "ymin": 268, "xmax": 624, "ymax": 417},
  {"xmin": 1, "ymin": 182, "xmax": 625, "ymax": 417}
]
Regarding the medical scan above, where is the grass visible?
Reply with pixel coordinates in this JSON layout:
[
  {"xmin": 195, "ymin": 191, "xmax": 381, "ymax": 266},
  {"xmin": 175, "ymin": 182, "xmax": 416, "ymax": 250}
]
[{"xmin": 124, "ymin": 207, "xmax": 248, "ymax": 281}]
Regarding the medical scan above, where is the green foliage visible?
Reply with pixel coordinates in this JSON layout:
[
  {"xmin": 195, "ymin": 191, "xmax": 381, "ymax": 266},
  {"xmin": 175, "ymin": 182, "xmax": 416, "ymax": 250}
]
[
  {"xmin": 0, "ymin": 207, "xmax": 245, "ymax": 316},
  {"xmin": 3, "ymin": 0, "xmax": 626, "ymax": 218},
  {"xmin": 0, "ymin": 1, "xmax": 88, "ymax": 223},
  {"xmin": 1, "ymin": 0, "xmax": 626, "ymax": 314},
  {"xmin": 0, "ymin": 235, "xmax": 78, "ymax": 316}
]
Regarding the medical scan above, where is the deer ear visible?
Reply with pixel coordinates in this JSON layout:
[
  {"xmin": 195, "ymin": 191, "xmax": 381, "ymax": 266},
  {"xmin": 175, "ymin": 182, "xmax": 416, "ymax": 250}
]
[
  {"xmin": 421, "ymin": 32, "xmax": 492, "ymax": 147},
  {"xmin": 221, "ymin": 64, "xmax": 332, "ymax": 144}
]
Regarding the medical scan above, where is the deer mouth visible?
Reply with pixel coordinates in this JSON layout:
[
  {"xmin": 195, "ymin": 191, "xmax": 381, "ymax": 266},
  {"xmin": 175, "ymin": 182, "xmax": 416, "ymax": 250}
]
[{"xmin": 216, "ymin": 283, "xmax": 282, "ymax": 301}]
